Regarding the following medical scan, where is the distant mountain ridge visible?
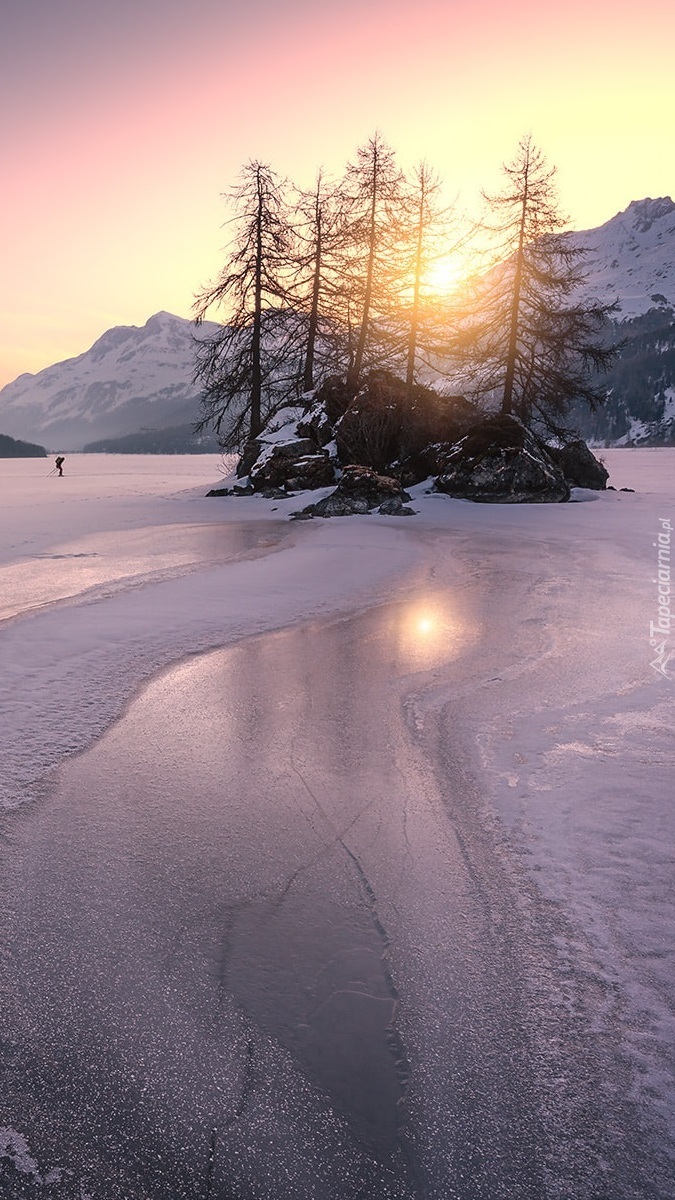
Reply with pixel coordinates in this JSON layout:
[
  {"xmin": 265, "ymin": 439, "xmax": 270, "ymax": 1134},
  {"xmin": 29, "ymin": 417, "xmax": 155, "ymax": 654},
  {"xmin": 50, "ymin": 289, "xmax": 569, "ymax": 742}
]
[
  {"xmin": 573, "ymin": 196, "xmax": 675, "ymax": 318},
  {"xmin": 0, "ymin": 433, "xmax": 47, "ymax": 458},
  {"xmin": 0, "ymin": 312, "xmax": 219, "ymax": 451},
  {"xmin": 82, "ymin": 423, "xmax": 220, "ymax": 455},
  {"xmin": 1, "ymin": 198, "xmax": 675, "ymax": 450}
]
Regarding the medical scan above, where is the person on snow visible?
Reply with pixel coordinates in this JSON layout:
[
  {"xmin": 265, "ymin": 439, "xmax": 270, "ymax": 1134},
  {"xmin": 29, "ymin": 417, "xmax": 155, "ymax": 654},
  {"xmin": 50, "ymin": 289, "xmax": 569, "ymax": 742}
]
[{"xmin": 55, "ymin": 455, "xmax": 65, "ymax": 477}]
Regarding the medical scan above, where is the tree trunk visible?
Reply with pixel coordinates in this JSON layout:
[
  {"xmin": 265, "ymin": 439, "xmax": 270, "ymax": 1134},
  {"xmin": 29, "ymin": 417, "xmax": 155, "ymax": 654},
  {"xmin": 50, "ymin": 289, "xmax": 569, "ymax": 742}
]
[
  {"xmin": 501, "ymin": 155, "xmax": 530, "ymax": 417},
  {"xmin": 405, "ymin": 183, "xmax": 426, "ymax": 407},
  {"xmin": 303, "ymin": 196, "xmax": 322, "ymax": 394},
  {"xmin": 251, "ymin": 173, "xmax": 264, "ymax": 438},
  {"xmin": 348, "ymin": 151, "xmax": 379, "ymax": 391}
]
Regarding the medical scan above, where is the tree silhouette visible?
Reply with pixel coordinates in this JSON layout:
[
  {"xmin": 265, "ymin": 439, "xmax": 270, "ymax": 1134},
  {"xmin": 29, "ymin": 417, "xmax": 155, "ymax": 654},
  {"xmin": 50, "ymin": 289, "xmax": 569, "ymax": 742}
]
[
  {"xmin": 289, "ymin": 170, "xmax": 349, "ymax": 393},
  {"xmin": 339, "ymin": 133, "xmax": 407, "ymax": 390},
  {"xmin": 399, "ymin": 162, "xmax": 460, "ymax": 406},
  {"xmin": 193, "ymin": 161, "xmax": 297, "ymax": 446},
  {"xmin": 454, "ymin": 135, "xmax": 617, "ymax": 432}
]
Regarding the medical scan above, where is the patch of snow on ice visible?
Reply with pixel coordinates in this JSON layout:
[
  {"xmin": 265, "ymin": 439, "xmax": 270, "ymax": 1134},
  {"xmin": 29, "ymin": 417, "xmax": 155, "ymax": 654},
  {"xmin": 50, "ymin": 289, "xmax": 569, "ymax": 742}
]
[{"xmin": 0, "ymin": 1128, "xmax": 42, "ymax": 1180}]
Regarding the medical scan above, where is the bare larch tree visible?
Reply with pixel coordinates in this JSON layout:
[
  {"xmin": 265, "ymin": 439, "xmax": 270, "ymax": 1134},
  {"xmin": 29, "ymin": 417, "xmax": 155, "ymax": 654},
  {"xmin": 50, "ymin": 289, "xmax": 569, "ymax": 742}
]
[{"xmin": 193, "ymin": 161, "xmax": 296, "ymax": 446}]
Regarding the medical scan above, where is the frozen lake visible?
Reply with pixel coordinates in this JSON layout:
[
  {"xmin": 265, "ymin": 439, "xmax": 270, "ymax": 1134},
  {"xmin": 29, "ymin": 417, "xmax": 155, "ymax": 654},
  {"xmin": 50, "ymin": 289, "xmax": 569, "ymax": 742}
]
[{"xmin": 1, "ymin": 451, "xmax": 674, "ymax": 1197}]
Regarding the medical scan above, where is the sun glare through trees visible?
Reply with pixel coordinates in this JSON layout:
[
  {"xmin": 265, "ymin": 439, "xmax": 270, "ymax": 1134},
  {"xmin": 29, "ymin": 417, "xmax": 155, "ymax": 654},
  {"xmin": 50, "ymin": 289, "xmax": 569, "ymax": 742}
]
[
  {"xmin": 421, "ymin": 254, "xmax": 466, "ymax": 298},
  {"xmin": 193, "ymin": 133, "xmax": 619, "ymax": 447}
]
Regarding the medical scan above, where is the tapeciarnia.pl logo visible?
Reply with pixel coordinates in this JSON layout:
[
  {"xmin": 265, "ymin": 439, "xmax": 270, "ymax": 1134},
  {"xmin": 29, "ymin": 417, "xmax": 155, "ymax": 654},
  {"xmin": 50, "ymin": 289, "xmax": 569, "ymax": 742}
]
[{"xmin": 650, "ymin": 517, "xmax": 674, "ymax": 681}]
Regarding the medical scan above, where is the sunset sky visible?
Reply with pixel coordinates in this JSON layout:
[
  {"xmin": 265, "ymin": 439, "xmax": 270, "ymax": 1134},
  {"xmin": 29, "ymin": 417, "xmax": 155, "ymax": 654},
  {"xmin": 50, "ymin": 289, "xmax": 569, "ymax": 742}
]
[{"xmin": 2, "ymin": 0, "xmax": 673, "ymax": 389}]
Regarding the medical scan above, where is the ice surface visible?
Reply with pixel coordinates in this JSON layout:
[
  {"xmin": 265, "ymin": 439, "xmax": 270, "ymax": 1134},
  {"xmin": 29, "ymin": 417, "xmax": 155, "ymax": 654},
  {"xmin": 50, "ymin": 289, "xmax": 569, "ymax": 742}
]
[
  {"xmin": 0, "ymin": 455, "xmax": 427, "ymax": 810},
  {"xmin": 1, "ymin": 448, "xmax": 675, "ymax": 1195}
]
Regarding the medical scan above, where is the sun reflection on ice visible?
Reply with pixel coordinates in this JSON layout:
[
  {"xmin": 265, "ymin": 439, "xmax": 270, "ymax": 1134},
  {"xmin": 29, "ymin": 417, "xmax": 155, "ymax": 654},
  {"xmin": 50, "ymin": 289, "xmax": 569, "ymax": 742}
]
[{"xmin": 395, "ymin": 597, "xmax": 474, "ymax": 670}]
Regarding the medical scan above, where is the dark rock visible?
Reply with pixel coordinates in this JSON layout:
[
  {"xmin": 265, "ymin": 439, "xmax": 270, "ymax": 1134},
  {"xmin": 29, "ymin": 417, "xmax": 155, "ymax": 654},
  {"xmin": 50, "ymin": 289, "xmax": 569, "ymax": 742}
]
[
  {"xmin": 338, "ymin": 464, "xmax": 408, "ymax": 502},
  {"xmin": 296, "ymin": 399, "xmax": 335, "ymax": 449},
  {"xmin": 378, "ymin": 495, "xmax": 404, "ymax": 515},
  {"xmin": 293, "ymin": 464, "xmax": 410, "ymax": 519},
  {"xmin": 237, "ymin": 373, "xmax": 477, "ymax": 492},
  {"xmin": 435, "ymin": 414, "xmax": 570, "ymax": 504},
  {"xmin": 334, "ymin": 370, "xmax": 477, "ymax": 480},
  {"xmin": 399, "ymin": 387, "xmax": 477, "ymax": 458},
  {"xmin": 237, "ymin": 440, "xmax": 263, "ymax": 478},
  {"xmin": 334, "ymin": 376, "xmax": 404, "ymax": 474},
  {"xmin": 238, "ymin": 393, "xmax": 335, "ymax": 492},
  {"xmin": 313, "ymin": 376, "xmax": 354, "ymax": 427},
  {"xmin": 260, "ymin": 487, "xmax": 288, "ymax": 499},
  {"xmin": 307, "ymin": 493, "xmax": 372, "ymax": 517},
  {"xmin": 283, "ymin": 454, "xmax": 336, "ymax": 491},
  {"xmin": 249, "ymin": 438, "xmax": 319, "ymax": 490},
  {"xmin": 378, "ymin": 496, "xmax": 416, "ymax": 516},
  {"xmin": 397, "ymin": 438, "xmax": 472, "ymax": 487},
  {"xmin": 545, "ymin": 440, "xmax": 609, "ymax": 490},
  {"xmin": 206, "ymin": 482, "xmax": 255, "ymax": 497}
]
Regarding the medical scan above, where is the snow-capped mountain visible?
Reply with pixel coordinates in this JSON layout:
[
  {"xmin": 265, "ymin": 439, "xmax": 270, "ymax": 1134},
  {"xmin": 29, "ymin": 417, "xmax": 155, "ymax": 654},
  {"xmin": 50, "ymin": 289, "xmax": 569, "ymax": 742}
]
[
  {"xmin": 573, "ymin": 196, "xmax": 675, "ymax": 318},
  {"xmin": 0, "ymin": 312, "xmax": 219, "ymax": 451}
]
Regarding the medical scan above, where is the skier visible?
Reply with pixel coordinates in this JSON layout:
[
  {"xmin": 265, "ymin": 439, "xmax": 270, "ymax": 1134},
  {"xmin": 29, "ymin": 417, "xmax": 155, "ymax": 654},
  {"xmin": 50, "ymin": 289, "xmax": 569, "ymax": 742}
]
[{"xmin": 55, "ymin": 455, "xmax": 65, "ymax": 477}]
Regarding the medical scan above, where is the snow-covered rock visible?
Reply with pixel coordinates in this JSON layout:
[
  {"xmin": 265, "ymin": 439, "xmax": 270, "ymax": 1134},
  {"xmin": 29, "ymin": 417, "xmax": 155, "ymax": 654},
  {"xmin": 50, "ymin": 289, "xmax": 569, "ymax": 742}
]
[
  {"xmin": 434, "ymin": 414, "xmax": 571, "ymax": 503},
  {"xmin": 293, "ymin": 464, "xmax": 412, "ymax": 518},
  {"xmin": 545, "ymin": 439, "xmax": 609, "ymax": 489}
]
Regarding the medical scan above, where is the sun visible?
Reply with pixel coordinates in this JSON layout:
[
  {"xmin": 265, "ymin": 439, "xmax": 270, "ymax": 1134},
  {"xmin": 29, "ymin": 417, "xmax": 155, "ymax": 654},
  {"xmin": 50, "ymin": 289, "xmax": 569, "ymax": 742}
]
[{"xmin": 422, "ymin": 254, "xmax": 465, "ymax": 297}]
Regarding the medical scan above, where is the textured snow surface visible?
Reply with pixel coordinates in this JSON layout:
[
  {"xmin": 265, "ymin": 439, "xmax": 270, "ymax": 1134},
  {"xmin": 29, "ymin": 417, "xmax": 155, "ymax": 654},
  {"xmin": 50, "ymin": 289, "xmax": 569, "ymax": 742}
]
[{"xmin": 1, "ymin": 449, "xmax": 674, "ymax": 1185}]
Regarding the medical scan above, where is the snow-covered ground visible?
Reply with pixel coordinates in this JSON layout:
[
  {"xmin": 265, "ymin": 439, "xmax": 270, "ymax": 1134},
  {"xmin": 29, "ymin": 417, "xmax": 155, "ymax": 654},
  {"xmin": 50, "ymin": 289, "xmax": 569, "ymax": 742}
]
[{"xmin": 1, "ymin": 449, "xmax": 674, "ymax": 1195}]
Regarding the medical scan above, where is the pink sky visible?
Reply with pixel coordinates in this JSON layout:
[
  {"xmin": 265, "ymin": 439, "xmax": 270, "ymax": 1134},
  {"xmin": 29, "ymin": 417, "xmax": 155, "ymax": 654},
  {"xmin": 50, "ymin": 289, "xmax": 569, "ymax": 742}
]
[{"xmin": 1, "ymin": 0, "xmax": 673, "ymax": 389}]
